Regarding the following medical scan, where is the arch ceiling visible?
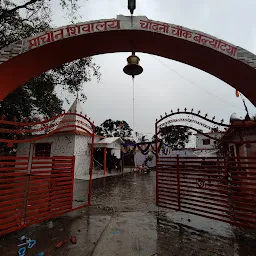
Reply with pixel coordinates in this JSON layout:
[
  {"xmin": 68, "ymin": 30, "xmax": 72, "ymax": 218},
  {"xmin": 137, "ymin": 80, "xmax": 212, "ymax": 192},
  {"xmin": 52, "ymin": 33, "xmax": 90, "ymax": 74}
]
[{"xmin": 0, "ymin": 15, "xmax": 256, "ymax": 104}]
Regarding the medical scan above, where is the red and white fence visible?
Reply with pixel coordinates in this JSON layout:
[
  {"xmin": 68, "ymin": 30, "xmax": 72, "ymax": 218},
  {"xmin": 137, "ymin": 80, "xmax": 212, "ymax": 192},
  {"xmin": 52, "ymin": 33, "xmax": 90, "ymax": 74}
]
[
  {"xmin": 0, "ymin": 155, "xmax": 92, "ymax": 236},
  {"xmin": 156, "ymin": 156, "xmax": 256, "ymax": 229}
]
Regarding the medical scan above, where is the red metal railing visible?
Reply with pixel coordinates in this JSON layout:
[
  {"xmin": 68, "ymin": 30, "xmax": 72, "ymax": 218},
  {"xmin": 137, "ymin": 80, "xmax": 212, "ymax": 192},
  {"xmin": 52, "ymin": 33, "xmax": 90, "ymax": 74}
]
[
  {"xmin": 157, "ymin": 156, "xmax": 256, "ymax": 229},
  {"xmin": 25, "ymin": 156, "xmax": 75, "ymax": 225},
  {"xmin": 0, "ymin": 156, "xmax": 29, "ymax": 236},
  {"xmin": 0, "ymin": 155, "xmax": 84, "ymax": 236}
]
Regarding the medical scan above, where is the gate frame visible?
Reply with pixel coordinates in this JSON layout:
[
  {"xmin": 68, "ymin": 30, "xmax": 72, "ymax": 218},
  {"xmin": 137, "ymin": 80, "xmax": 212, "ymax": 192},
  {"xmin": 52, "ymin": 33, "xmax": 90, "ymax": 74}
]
[
  {"xmin": 154, "ymin": 109, "xmax": 256, "ymax": 229},
  {"xmin": 0, "ymin": 112, "xmax": 95, "ymax": 236}
]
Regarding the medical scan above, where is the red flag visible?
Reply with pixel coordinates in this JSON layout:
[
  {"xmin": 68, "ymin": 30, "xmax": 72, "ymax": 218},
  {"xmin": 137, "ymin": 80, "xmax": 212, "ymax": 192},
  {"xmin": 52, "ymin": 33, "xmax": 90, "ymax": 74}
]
[{"xmin": 236, "ymin": 90, "xmax": 240, "ymax": 97}]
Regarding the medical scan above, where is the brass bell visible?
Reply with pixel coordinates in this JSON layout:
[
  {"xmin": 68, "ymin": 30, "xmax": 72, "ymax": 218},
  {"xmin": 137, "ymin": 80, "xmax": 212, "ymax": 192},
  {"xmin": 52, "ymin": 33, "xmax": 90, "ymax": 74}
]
[{"xmin": 123, "ymin": 54, "xmax": 143, "ymax": 78}]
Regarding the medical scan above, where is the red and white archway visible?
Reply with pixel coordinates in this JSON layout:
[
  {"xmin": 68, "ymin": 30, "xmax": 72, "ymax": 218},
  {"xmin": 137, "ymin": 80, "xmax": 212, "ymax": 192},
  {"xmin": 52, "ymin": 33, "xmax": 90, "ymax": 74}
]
[{"xmin": 0, "ymin": 15, "xmax": 256, "ymax": 104}]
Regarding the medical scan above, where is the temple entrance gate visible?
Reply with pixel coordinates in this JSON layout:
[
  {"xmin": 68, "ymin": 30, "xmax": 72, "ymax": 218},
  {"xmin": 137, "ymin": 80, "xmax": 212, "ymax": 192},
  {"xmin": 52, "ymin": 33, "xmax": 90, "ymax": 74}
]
[{"xmin": 155, "ymin": 109, "xmax": 256, "ymax": 229}]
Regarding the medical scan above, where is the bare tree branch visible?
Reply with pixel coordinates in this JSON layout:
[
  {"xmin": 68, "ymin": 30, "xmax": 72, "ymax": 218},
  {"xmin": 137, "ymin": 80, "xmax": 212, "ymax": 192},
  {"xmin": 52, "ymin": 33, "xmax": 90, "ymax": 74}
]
[{"xmin": 0, "ymin": 0, "xmax": 39, "ymax": 19}]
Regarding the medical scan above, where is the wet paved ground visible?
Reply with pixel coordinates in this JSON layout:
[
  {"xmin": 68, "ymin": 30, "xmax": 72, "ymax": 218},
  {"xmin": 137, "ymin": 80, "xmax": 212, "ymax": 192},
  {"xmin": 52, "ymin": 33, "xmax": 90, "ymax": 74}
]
[{"xmin": 1, "ymin": 171, "xmax": 256, "ymax": 255}]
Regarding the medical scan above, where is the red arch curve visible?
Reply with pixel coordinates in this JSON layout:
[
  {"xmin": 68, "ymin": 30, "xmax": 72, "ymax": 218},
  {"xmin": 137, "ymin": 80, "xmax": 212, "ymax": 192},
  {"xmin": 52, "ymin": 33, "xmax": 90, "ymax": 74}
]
[{"xmin": 0, "ymin": 15, "xmax": 256, "ymax": 105}]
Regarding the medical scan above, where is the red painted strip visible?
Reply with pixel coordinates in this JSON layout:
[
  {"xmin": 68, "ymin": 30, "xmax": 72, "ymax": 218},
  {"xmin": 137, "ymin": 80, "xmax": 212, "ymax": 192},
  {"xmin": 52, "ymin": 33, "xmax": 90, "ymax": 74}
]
[
  {"xmin": 27, "ymin": 194, "xmax": 71, "ymax": 206},
  {"xmin": 0, "ymin": 224, "xmax": 26, "ymax": 236},
  {"xmin": 0, "ymin": 112, "xmax": 94, "ymax": 128},
  {"xmin": 158, "ymin": 185, "xmax": 228, "ymax": 199},
  {"xmin": 158, "ymin": 178, "xmax": 178, "ymax": 183},
  {"xmin": 0, "ymin": 161, "xmax": 28, "ymax": 165},
  {"xmin": 0, "ymin": 202, "xmax": 24, "ymax": 212},
  {"xmin": 0, "ymin": 220, "xmax": 23, "ymax": 232},
  {"xmin": 25, "ymin": 205, "xmax": 70, "ymax": 221},
  {"xmin": 178, "ymin": 183, "xmax": 229, "ymax": 194},
  {"xmin": 0, "ymin": 179, "xmax": 27, "ymax": 186},
  {"xmin": 179, "ymin": 209, "xmax": 230, "ymax": 222},
  {"xmin": 0, "ymin": 156, "xmax": 29, "ymax": 160},
  {"xmin": 157, "ymin": 200, "xmax": 178, "ymax": 208},
  {"xmin": 232, "ymin": 214, "xmax": 256, "ymax": 225},
  {"xmin": 0, "ymin": 212, "xmax": 23, "ymax": 225},
  {"xmin": 158, "ymin": 192, "xmax": 178, "ymax": 200},
  {"xmin": 180, "ymin": 193, "xmax": 228, "ymax": 204},
  {"xmin": 26, "ymin": 198, "xmax": 71, "ymax": 213},
  {"xmin": 180, "ymin": 195, "xmax": 229, "ymax": 209},
  {"xmin": 0, "ymin": 187, "xmax": 26, "ymax": 195},
  {"xmin": 0, "ymin": 209, "xmax": 23, "ymax": 219},
  {"xmin": 25, "ymin": 212, "xmax": 67, "ymax": 227},
  {"xmin": 28, "ymin": 177, "xmax": 72, "ymax": 184},
  {"xmin": 32, "ymin": 156, "xmax": 74, "ymax": 160},
  {"xmin": 0, "ymin": 172, "xmax": 27, "ymax": 178},
  {"xmin": 233, "ymin": 204, "xmax": 256, "ymax": 215},
  {"xmin": 158, "ymin": 167, "xmax": 226, "ymax": 173},
  {"xmin": 232, "ymin": 195, "xmax": 256, "ymax": 203},
  {"xmin": 231, "ymin": 186, "xmax": 256, "ymax": 193},
  {"xmin": 31, "ymin": 165, "xmax": 73, "ymax": 170},
  {"xmin": 28, "ymin": 185, "xmax": 72, "ymax": 194},
  {"xmin": 181, "ymin": 204, "xmax": 230, "ymax": 218},
  {"xmin": 180, "ymin": 180, "xmax": 227, "ymax": 188},
  {"xmin": 0, "ymin": 180, "xmax": 27, "ymax": 187},
  {"xmin": 30, "ymin": 174, "xmax": 72, "ymax": 179},
  {"xmin": 158, "ymin": 172, "xmax": 226, "ymax": 178},
  {"xmin": 0, "ymin": 197, "xmax": 25, "ymax": 207},
  {"xmin": 70, "ymin": 156, "xmax": 75, "ymax": 208},
  {"xmin": 28, "ymin": 186, "xmax": 72, "ymax": 197},
  {"xmin": 157, "ymin": 204, "xmax": 178, "ymax": 211},
  {"xmin": 25, "ymin": 208, "xmax": 70, "ymax": 225},
  {"xmin": 0, "ymin": 167, "xmax": 28, "ymax": 171}
]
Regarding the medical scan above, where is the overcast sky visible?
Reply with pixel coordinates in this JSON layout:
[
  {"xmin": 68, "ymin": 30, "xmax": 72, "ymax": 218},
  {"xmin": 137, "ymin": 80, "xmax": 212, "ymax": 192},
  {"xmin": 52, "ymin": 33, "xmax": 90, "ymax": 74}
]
[{"xmin": 51, "ymin": 0, "xmax": 256, "ymax": 138}]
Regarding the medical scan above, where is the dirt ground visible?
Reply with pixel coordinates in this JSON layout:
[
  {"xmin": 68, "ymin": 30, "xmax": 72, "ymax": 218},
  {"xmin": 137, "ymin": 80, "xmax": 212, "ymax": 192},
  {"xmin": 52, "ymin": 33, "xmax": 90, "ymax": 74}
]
[{"xmin": 0, "ymin": 171, "xmax": 256, "ymax": 255}]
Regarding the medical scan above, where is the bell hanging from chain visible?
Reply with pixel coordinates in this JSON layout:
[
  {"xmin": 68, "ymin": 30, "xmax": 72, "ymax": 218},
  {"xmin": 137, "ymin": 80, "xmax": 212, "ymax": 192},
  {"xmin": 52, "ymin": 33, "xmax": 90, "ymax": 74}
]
[{"xmin": 123, "ymin": 52, "xmax": 143, "ymax": 78}]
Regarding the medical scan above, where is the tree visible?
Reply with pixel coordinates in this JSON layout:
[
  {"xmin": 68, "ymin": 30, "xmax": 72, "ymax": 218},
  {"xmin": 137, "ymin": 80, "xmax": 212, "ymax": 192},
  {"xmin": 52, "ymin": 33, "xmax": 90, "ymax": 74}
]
[
  {"xmin": 0, "ymin": 0, "xmax": 101, "ymax": 154},
  {"xmin": 0, "ymin": 74, "xmax": 63, "ymax": 121},
  {"xmin": 95, "ymin": 119, "xmax": 132, "ymax": 139},
  {"xmin": 0, "ymin": 0, "xmax": 101, "ymax": 121},
  {"xmin": 135, "ymin": 132, "xmax": 149, "ymax": 143},
  {"xmin": 0, "ymin": 0, "xmax": 82, "ymax": 22},
  {"xmin": 153, "ymin": 126, "xmax": 191, "ymax": 150}
]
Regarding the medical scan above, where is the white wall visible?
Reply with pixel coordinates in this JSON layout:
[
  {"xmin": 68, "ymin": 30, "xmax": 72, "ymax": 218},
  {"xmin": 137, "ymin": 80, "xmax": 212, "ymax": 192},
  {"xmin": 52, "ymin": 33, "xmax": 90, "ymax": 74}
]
[
  {"xmin": 50, "ymin": 134, "xmax": 75, "ymax": 156},
  {"xmin": 16, "ymin": 134, "xmax": 76, "ymax": 157},
  {"xmin": 16, "ymin": 134, "xmax": 119, "ymax": 180},
  {"xmin": 74, "ymin": 134, "xmax": 92, "ymax": 179},
  {"xmin": 195, "ymin": 133, "xmax": 223, "ymax": 149},
  {"xmin": 111, "ymin": 148, "xmax": 120, "ymax": 158},
  {"xmin": 16, "ymin": 142, "xmax": 30, "ymax": 157},
  {"xmin": 107, "ymin": 142, "xmax": 121, "ymax": 150},
  {"xmin": 16, "ymin": 134, "xmax": 76, "ymax": 173}
]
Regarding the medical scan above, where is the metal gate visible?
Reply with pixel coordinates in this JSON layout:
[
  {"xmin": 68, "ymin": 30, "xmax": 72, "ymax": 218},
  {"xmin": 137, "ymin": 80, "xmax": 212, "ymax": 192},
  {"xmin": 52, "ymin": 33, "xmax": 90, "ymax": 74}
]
[
  {"xmin": 156, "ymin": 153, "xmax": 256, "ymax": 229},
  {"xmin": 0, "ymin": 155, "xmax": 77, "ymax": 236},
  {"xmin": 0, "ymin": 112, "xmax": 95, "ymax": 236},
  {"xmin": 155, "ymin": 110, "xmax": 256, "ymax": 229}
]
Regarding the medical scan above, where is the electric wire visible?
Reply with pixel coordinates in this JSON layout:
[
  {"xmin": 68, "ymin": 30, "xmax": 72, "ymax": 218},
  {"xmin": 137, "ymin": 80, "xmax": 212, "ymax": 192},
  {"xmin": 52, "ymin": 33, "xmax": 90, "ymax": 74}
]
[{"xmin": 152, "ymin": 55, "xmax": 246, "ymax": 112}]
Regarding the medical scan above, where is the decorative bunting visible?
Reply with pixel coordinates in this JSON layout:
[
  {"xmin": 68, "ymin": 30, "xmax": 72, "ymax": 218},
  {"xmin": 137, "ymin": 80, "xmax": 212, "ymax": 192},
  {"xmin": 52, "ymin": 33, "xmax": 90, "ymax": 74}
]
[{"xmin": 122, "ymin": 141, "xmax": 163, "ymax": 155}]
